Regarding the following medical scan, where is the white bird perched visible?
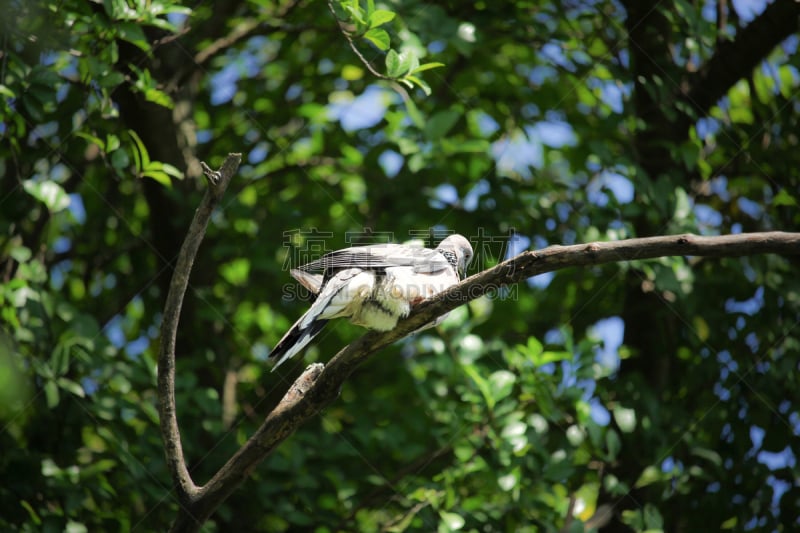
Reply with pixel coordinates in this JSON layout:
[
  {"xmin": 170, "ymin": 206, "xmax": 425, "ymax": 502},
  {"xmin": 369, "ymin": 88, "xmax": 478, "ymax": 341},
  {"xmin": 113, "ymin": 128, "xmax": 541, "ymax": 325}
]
[{"xmin": 269, "ymin": 234, "xmax": 474, "ymax": 370}]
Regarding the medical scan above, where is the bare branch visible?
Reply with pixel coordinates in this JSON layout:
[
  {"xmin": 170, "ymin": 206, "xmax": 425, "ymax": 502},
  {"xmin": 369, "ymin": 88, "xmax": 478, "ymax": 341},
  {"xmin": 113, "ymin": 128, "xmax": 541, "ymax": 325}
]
[
  {"xmin": 171, "ymin": 229, "xmax": 798, "ymax": 529},
  {"xmin": 156, "ymin": 153, "xmax": 241, "ymax": 525}
]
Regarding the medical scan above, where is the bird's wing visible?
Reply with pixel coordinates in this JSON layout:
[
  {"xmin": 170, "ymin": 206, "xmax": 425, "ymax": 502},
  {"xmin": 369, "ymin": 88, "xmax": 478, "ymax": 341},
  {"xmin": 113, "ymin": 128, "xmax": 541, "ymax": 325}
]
[
  {"xmin": 270, "ymin": 268, "xmax": 374, "ymax": 369},
  {"xmin": 297, "ymin": 243, "xmax": 452, "ymax": 274}
]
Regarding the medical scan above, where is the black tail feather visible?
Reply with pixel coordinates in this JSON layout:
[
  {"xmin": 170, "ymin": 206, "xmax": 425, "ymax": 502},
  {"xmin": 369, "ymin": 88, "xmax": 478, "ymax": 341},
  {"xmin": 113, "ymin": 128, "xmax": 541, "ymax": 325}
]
[{"xmin": 269, "ymin": 319, "xmax": 329, "ymax": 369}]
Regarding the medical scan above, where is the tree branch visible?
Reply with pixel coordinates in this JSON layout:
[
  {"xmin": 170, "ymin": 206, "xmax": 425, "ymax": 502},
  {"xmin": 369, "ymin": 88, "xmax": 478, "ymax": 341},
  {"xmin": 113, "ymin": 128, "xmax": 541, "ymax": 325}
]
[
  {"xmin": 166, "ymin": 226, "xmax": 798, "ymax": 530},
  {"xmin": 157, "ymin": 153, "xmax": 241, "ymax": 525},
  {"xmin": 684, "ymin": 0, "xmax": 800, "ymax": 118}
]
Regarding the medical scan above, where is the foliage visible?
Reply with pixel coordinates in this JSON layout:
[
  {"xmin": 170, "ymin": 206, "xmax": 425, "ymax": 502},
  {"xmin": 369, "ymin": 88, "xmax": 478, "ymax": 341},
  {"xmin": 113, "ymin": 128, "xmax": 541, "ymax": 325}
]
[{"xmin": 2, "ymin": 0, "xmax": 799, "ymax": 531}]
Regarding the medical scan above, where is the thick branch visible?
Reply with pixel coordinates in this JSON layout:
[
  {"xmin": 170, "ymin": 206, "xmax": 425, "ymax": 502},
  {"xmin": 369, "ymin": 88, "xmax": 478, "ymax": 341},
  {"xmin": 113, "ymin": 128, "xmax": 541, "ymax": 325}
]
[
  {"xmin": 684, "ymin": 0, "xmax": 800, "ymax": 118},
  {"xmin": 157, "ymin": 154, "xmax": 241, "ymax": 525},
  {"xmin": 183, "ymin": 231, "xmax": 799, "ymax": 526}
]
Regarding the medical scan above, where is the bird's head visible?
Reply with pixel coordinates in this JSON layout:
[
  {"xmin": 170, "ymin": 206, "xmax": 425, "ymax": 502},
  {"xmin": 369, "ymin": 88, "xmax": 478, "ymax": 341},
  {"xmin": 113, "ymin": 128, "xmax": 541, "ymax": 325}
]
[{"xmin": 438, "ymin": 234, "xmax": 474, "ymax": 279}]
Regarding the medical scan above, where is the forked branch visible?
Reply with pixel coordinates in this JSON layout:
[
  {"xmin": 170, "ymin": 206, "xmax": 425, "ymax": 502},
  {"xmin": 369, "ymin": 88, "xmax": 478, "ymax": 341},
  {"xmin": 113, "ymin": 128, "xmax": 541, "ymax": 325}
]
[{"xmin": 157, "ymin": 162, "xmax": 799, "ymax": 530}]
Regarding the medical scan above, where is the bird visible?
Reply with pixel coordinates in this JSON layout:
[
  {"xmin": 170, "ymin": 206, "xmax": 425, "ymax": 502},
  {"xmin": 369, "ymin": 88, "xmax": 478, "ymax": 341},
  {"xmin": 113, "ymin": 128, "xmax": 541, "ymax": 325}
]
[{"xmin": 269, "ymin": 234, "xmax": 474, "ymax": 370}]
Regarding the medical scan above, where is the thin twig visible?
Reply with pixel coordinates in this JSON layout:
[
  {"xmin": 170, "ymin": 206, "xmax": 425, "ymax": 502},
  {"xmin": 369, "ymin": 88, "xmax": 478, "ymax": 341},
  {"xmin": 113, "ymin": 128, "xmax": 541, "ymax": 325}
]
[{"xmin": 326, "ymin": 0, "xmax": 392, "ymax": 80}]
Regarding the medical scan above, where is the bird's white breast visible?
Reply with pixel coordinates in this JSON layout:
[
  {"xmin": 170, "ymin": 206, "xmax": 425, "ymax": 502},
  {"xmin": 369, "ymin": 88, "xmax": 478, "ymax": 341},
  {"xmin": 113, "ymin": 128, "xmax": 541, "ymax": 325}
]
[
  {"xmin": 349, "ymin": 265, "xmax": 461, "ymax": 331},
  {"xmin": 349, "ymin": 268, "xmax": 409, "ymax": 330}
]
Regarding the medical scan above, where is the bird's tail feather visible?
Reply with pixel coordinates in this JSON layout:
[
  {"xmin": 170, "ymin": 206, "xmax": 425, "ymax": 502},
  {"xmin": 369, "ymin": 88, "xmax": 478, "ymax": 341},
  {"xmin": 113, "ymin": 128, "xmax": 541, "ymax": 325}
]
[
  {"xmin": 269, "ymin": 318, "xmax": 329, "ymax": 371},
  {"xmin": 290, "ymin": 269, "xmax": 323, "ymax": 296}
]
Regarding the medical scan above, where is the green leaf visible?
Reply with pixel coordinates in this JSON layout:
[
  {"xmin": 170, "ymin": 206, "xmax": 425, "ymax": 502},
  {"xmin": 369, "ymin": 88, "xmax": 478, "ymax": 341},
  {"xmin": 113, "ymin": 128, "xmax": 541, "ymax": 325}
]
[
  {"xmin": 128, "ymin": 129, "xmax": 150, "ymax": 172},
  {"xmin": 462, "ymin": 364, "xmax": 493, "ymax": 409},
  {"xmin": 117, "ymin": 22, "xmax": 150, "ymax": 51},
  {"xmin": 130, "ymin": 64, "xmax": 174, "ymax": 109},
  {"xmin": 752, "ymin": 69, "xmax": 773, "ymax": 104},
  {"xmin": 28, "ymin": 66, "xmax": 61, "ymax": 87},
  {"xmin": 106, "ymin": 134, "xmax": 121, "ymax": 152},
  {"xmin": 96, "ymin": 71, "xmax": 125, "ymax": 89},
  {"xmin": 10, "ymin": 245, "xmax": 32, "ymax": 263},
  {"xmin": 111, "ymin": 149, "xmax": 130, "ymax": 170},
  {"xmin": 0, "ymin": 84, "xmax": 15, "ymax": 99},
  {"xmin": 140, "ymin": 170, "xmax": 173, "ymax": 187},
  {"xmin": 397, "ymin": 51, "xmax": 419, "ymax": 76},
  {"xmin": 613, "ymin": 405, "xmax": 637, "ymax": 433},
  {"xmin": 41, "ymin": 458, "xmax": 60, "ymax": 477},
  {"xmin": 363, "ymin": 28, "xmax": 390, "ymax": 51},
  {"xmin": 773, "ymin": 189, "xmax": 797, "ymax": 207},
  {"xmin": 142, "ymin": 87, "xmax": 174, "ymax": 109},
  {"xmin": 342, "ymin": 1, "xmax": 367, "ymax": 25},
  {"xmin": 21, "ymin": 96, "xmax": 45, "ymax": 123},
  {"xmin": 22, "ymin": 180, "xmax": 71, "ymax": 213},
  {"xmin": 501, "ymin": 420, "xmax": 527, "ymax": 439},
  {"xmin": 369, "ymin": 9, "xmax": 395, "ymax": 28},
  {"xmin": 442, "ymin": 138, "xmax": 490, "ymax": 154},
  {"xmin": 634, "ymin": 465, "xmax": 662, "ymax": 488},
  {"xmin": 401, "ymin": 95, "xmax": 425, "ymax": 129},
  {"xmin": 643, "ymin": 503, "xmax": 664, "ymax": 530},
  {"xmin": 439, "ymin": 511, "xmax": 465, "ymax": 531},
  {"xmin": 103, "ymin": 0, "xmax": 127, "ymax": 19},
  {"xmin": 532, "ymin": 350, "xmax": 571, "ymax": 366},
  {"xmin": 144, "ymin": 161, "xmax": 184, "ymax": 180},
  {"xmin": 425, "ymin": 110, "xmax": 461, "ymax": 140},
  {"xmin": 65, "ymin": 521, "xmax": 88, "ymax": 533},
  {"xmin": 44, "ymin": 380, "xmax": 60, "ymax": 408},
  {"xmin": 57, "ymin": 377, "xmax": 86, "ymax": 398},
  {"xmin": 75, "ymin": 131, "xmax": 106, "ymax": 151},
  {"xmin": 129, "ymin": 132, "xmax": 183, "ymax": 185},
  {"xmin": 672, "ymin": 186, "xmax": 690, "ymax": 220},
  {"xmin": 80, "ymin": 458, "xmax": 117, "ymax": 478},
  {"xmin": 404, "ymin": 74, "xmax": 431, "ymax": 96},
  {"xmin": 411, "ymin": 62, "xmax": 445, "ymax": 74},
  {"xmin": 342, "ymin": 64, "xmax": 364, "ymax": 80},
  {"xmin": 497, "ymin": 472, "xmax": 517, "ymax": 491},
  {"xmin": 51, "ymin": 344, "xmax": 70, "ymax": 376},
  {"xmin": 778, "ymin": 65, "xmax": 795, "ymax": 97},
  {"xmin": 691, "ymin": 446, "xmax": 722, "ymax": 466},
  {"xmin": 19, "ymin": 500, "xmax": 41, "ymax": 525},
  {"xmin": 728, "ymin": 106, "xmax": 753, "ymax": 124},
  {"xmin": 488, "ymin": 370, "xmax": 516, "ymax": 404},
  {"xmin": 220, "ymin": 258, "xmax": 251, "ymax": 286},
  {"xmin": 385, "ymin": 49, "xmax": 402, "ymax": 78},
  {"xmin": 566, "ymin": 424, "xmax": 585, "ymax": 446}
]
